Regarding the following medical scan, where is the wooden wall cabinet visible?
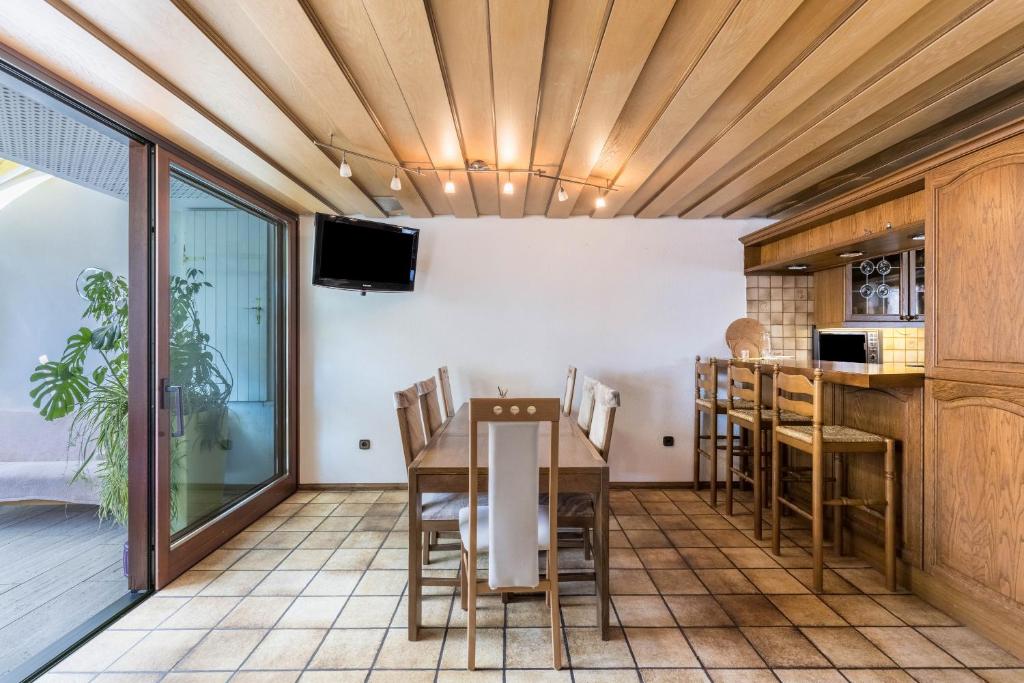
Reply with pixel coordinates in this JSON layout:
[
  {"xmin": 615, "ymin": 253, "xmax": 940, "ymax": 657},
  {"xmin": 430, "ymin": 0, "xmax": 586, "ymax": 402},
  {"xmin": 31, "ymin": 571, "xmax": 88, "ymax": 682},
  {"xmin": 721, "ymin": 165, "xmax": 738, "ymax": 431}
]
[
  {"xmin": 845, "ymin": 248, "xmax": 925, "ymax": 323},
  {"xmin": 813, "ymin": 266, "xmax": 845, "ymax": 328}
]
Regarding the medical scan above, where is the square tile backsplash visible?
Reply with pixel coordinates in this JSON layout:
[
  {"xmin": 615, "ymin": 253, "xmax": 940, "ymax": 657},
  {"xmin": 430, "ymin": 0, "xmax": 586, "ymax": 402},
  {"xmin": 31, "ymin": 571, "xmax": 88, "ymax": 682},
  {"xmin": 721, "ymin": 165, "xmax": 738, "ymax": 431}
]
[{"xmin": 745, "ymin": 275, "xmax": 814, "ymax": 363}]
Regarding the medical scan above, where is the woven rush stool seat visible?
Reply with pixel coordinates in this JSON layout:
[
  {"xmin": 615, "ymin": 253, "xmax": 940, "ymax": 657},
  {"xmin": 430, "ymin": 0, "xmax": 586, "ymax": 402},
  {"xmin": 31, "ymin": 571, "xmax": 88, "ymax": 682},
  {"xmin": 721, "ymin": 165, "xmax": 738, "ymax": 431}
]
[
  {"xmin": 728, "ymin": 407, "xmax": 807, "ymax": 424},
  {"xmin": 776, "ymin": 424, "xmax": 886, "ymax": 445}
]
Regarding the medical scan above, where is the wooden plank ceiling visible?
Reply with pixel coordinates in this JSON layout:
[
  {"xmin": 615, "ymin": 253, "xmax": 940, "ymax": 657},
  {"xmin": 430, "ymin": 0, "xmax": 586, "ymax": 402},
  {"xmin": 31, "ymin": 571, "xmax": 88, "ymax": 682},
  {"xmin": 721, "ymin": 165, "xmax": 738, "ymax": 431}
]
[{"xmin": 1, "ymin": 0, "xmax": 1022, "ymax": 219}]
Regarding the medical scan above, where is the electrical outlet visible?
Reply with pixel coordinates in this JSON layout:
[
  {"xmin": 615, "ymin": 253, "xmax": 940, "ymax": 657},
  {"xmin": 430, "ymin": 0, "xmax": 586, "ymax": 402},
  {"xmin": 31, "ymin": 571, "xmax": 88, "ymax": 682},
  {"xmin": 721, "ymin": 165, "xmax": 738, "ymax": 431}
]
[
  {"xmin": 662, "ymin": 436, "xmax": 674, "ymax": 447},
  {"xmin": 358, "ymin": 439, "xmax": 371, "ymax": 450}
]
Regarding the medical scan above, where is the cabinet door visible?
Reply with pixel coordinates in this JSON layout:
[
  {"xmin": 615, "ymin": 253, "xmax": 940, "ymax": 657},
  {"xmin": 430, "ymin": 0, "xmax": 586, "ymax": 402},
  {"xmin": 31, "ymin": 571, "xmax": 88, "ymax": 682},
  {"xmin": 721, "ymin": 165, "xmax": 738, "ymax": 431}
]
[
  {"xmin": 925, "ymin": 380, "xmax": 1024, "ymax": 610},
  {"xmin": 846, "ymin": 252, "xmax": 903, "ymax": 321},
  {"xmin": 927, "ymin": 134, "xmax": 1024, "ymax": 384},
  {"xmin": 908, "ymin": 248, "xmax": 925, "ymax": 320}
]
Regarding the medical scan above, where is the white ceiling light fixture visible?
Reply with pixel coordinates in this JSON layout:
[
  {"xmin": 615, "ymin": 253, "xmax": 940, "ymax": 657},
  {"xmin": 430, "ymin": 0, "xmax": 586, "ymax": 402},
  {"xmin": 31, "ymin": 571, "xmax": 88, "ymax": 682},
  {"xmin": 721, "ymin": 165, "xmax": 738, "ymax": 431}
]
[
  {"xmin": 443, "ymin": 169, "xmax": 455, "ymax": 194},
  {"xmin": 557, "ymin": 184, "xmax": 568, "ymax": 202},
  {"xmin": 502, "ymin": 171, "xmax": 514, "ymax": 196},
  {"xmin": 338, "ymin": 151, "xmax": 352, "ymax": 178},
  {"xmin": 595, "ymin": 187, "xmax": 607, "ymax": 209},
  {"xmin": 390, "ymin": 169, "xmax": 402, "ymax": 192}
]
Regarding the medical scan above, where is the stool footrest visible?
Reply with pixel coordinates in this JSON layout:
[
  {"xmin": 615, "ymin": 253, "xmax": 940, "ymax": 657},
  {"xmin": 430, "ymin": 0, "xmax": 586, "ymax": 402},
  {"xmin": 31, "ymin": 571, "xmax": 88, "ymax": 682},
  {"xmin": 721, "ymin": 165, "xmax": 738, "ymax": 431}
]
[{"xmin": 777, "ymin": 497, "xmax": 813, "ymax": 521}]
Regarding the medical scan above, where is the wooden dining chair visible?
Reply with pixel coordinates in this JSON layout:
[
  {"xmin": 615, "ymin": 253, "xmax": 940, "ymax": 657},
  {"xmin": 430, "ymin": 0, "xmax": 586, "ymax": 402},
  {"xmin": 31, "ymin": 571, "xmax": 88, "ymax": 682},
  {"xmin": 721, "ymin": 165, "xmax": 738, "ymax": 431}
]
[
  {"xmin": 576, "ymin": 375, "xmax": 598, "ymax": 433},
  {"xmin": 395, "ymin": 384, "xmax": 462, "ymax": 569},
  {"xmin": 460, "ymin": 397, "xmax": 561, "ymax": 671},
  {"xmin": 562, "ymin": 366, "xmax": 577, "ymax": 416},
  {"xmin": 439, "ymin": 365, "xmax": 455, "ymax": 420},
  {"xmin": 416, "ymin": 376, "xmax": 445, "ymax": 438},
  {"xmin": 770, "ymin": 368, "xmax": 898, "ymax": 592}
]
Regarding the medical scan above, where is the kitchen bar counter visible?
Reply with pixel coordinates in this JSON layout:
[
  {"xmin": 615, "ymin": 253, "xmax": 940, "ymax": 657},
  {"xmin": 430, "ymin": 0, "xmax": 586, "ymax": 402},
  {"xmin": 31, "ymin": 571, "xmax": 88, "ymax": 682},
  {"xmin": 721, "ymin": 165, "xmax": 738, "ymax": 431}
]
[{"xmin": 731, "ymin": 358, "xmax": 925, "ymax": 389}]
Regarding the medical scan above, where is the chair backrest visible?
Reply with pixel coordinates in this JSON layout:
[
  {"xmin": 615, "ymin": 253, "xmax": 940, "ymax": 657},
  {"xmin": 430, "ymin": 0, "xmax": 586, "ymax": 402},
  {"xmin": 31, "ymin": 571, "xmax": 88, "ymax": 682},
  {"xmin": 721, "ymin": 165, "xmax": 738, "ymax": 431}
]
[
  {"xmin": 588, "ymin": 383, "xmax": 620, "ymax": 460},
  {"xmin": 438, "ymin": 365, "xmax": 455, "ymax": 419},
  {"xmin": 576, "ymin": 376, "xmax": 598, "ymax": 432},
  {"xmin": 394, "ymin": 384, "xmax": 427, "ymax": 468},
  {"xmin": 726, "ymin": 361, "xmax": 761, "ymax": 409},
  {"xmin": 771, "ymin": 367, "xmax": 821, "ymax": 425},
  {"xmin": 416, "ymin": 376, "xmax": 445, "ymax": 437},
  {"xmin": 562, "ymin": 366, "xmax": 577, "ymax": 415},
  {"xmin": 469, "ymin": 397, "xmax": 559, "ymax": 590},
  {"xmin": 695, "ymin": 356, "xmax": 720, "ymax": 403}
]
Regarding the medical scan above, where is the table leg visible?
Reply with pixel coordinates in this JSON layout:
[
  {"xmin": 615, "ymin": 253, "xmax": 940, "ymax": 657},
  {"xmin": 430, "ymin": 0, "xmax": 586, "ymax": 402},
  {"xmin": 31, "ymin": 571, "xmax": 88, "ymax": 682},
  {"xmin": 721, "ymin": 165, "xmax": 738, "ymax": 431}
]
[
  {"xmin": 595, "ymin": 476, "xmax": 610, "ymax": 639},
  {"xmin": 408, "ymin": 472, "xmax": 422, "ymax": 641}
]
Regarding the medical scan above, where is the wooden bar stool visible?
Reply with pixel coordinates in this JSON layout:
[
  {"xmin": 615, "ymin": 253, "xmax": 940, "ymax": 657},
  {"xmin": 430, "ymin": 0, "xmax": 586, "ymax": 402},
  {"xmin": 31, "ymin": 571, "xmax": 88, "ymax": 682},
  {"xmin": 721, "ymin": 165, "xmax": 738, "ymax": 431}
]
[
  {"xmin": 770, "ymin": 367, "xmax": 898, "ymax": 592},
  {"xmin": 724, "ymin": 361, "xmax": 809, "ymax": 539},
  {"xmin": 693, "ymin": 356, "xmax": 746, "ymax": 506}
]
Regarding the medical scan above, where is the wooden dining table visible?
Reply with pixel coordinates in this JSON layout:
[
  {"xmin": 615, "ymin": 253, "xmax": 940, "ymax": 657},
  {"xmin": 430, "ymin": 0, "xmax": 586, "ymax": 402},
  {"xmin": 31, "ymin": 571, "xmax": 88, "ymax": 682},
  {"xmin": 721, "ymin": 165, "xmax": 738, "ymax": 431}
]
[{"xmin": 407, "ymin": 402, "xmax": 611, "ymax": 640}]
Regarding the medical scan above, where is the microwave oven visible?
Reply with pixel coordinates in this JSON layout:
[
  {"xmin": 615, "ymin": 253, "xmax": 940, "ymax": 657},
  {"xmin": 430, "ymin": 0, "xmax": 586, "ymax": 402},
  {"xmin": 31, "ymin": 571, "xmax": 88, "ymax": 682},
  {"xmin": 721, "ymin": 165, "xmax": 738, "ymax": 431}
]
[{"xmin": 813, "ymin": 328, "xmax": 882, "ymax": 364}]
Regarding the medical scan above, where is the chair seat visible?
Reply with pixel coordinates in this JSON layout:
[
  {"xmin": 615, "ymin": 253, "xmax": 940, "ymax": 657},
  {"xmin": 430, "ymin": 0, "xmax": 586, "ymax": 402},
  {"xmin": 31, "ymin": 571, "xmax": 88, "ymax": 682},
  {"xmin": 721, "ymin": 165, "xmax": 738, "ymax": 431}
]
[
  {"xmin": 423, "ymin": 492, "xmax": 474, "ymax": 521},
  {"xmin": 458, "ymin": 505, "xmax": 550, "ymax": 553},
  {"xmin": 728, "ymin": 407, "xmax": 808, "ymax": 425},
  {"xmin": 696, "ymin": 397, "xmax": 753, "ymax": 412},
  {"xmin": 775, "ymin": 424, "xmax": 886, "ymax": 445},
  {"xmin": 539, "ymin": 493, "xmax": 594, "ymax": 518}
]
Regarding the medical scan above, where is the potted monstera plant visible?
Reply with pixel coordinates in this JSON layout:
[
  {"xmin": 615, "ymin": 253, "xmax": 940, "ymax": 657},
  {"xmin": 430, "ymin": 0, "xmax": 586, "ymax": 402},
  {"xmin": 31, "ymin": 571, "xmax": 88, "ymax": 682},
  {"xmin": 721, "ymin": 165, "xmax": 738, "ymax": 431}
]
[{"xmin": 29, "ymin": 267, "xmax": 232, "ymax": 560}]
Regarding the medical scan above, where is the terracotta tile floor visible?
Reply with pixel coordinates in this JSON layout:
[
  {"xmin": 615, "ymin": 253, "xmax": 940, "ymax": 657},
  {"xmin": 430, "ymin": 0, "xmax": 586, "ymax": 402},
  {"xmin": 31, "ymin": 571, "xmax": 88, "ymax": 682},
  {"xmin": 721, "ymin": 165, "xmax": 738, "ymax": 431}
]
[{"xmin": 40, "ymin": 487, "xmax": 1024, "ymax": 682}]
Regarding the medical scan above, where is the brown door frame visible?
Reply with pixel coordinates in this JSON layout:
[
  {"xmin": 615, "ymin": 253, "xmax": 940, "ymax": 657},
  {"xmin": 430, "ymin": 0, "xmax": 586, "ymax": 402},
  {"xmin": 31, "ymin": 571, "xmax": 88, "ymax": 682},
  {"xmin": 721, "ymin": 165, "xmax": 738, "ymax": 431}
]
[{"xmin": 153, "ymin": 147, "xmax": 299, "ymax": 587}]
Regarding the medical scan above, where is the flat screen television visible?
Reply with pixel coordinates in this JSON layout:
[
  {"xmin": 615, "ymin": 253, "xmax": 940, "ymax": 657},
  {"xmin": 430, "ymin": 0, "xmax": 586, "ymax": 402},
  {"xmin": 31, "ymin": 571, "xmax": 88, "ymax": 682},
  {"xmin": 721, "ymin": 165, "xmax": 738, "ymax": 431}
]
[{"xmin": 312, "ymin": 214, "xmax": 419, "ymax": 292}]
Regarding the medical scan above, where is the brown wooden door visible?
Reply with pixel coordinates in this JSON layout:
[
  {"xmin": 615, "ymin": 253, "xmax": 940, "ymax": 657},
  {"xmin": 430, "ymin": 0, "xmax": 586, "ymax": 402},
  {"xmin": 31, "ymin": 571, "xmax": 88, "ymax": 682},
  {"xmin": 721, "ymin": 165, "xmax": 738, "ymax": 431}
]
[{"xmin": 153, "ymin": 148, "xmax": 298, "ymax": 587}]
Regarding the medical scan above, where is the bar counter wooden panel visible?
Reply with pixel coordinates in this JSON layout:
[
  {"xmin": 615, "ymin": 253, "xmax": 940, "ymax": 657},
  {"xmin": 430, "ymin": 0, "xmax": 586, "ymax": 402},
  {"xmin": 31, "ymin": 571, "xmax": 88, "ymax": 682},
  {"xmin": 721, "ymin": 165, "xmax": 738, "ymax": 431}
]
[{"xmin": 407, "ymin": 403, "xmax": 610, "ymax": 641}]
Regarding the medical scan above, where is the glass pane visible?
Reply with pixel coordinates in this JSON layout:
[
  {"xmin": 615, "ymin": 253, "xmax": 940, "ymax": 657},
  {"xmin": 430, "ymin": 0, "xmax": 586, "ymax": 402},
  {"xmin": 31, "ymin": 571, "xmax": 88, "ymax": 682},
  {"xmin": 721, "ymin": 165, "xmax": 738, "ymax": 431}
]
[
  {"xmin": 850, "ymin": 253, "xmax": 901, "ymax": 317},
  {"xmin": 913, "ymin": 248, "xmax": 925, "ymax": 316},
  {"xmin": 0, "ymin": 72, "xmax": 136, "ymax": 676},
  {"xmin": 168, "ymin": 168, "xmax": 283, "ymax": 539}
]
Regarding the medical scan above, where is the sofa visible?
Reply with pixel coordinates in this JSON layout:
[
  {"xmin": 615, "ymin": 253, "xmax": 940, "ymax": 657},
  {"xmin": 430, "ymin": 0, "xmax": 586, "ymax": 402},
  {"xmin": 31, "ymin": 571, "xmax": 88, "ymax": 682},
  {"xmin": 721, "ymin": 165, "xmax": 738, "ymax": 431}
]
[{"xmin": 0, "ymin": 410, "xmax": 101, "ymax": 504}]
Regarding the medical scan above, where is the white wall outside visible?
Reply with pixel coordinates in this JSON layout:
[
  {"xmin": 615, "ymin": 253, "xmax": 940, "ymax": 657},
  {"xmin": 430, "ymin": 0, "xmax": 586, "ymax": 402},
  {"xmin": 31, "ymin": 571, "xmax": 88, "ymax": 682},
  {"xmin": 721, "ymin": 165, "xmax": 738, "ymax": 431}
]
[{"xmin": 298, "ymin": 214, "xmax": 769, "ymax": 484}]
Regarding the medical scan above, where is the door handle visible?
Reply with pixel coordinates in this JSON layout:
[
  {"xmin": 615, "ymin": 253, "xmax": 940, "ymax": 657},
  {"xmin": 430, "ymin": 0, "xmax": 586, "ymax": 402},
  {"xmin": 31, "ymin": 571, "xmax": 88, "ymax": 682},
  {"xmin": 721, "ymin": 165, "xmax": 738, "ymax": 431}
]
[{"xmin": 162, "ymin": 379, "xmax": 185, "ymax": 438}]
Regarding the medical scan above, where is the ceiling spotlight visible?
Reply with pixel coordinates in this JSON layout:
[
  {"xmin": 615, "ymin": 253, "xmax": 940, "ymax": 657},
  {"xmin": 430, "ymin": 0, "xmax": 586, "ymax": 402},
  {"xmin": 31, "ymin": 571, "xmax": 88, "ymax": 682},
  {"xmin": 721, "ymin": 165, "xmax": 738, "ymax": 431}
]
[
  {"xmin": 595, "ymin": 190, "xmax": 607, "ymax": 209},
  {"xmin": 787, "ymin": 264, "xmax": 808, "ymax": 271},
  {"xmin": 443, "ymin": 170, "xmax": 455, "ymax": 194},
  {"xmin": 390, "ymin": 169, "xmax": 402, "ymax": 192},
  {"xmin": 502, "ymin": 171, "xmax": 514, "ymax": 196},
  {"xmin": 838, "ymin": 251, "xmax": 864, "ymax": 258},
  {"xmin": 911, "ymin": 233, "xmax": 925, "ymax": 241},
  {"xmin": 557, "ymin": 184, "xmax": 568, "ymax": 202},
  {"xmin": 338, "ymin": 152, "xmax": 352, "ymax": 178}
]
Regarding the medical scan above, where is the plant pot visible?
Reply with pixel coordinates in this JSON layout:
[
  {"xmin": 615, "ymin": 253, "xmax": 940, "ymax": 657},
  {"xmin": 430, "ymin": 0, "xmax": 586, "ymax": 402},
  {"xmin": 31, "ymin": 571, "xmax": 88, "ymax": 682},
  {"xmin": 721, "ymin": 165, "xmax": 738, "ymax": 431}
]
[{"xmin": 171, "ymin": 407, "xmax": 231, "ymax": 532}]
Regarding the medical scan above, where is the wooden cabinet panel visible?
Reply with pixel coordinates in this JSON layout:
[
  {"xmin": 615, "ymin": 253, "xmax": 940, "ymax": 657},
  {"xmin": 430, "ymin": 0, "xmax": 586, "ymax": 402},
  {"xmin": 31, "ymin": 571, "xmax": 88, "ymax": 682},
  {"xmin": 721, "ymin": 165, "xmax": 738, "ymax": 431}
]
[
  {"xmin": 928, "ymin": 134, "xmax": 1024, "ymax": 384},
  {"xmin": 925, "ymin": 380, "xmax": 1024, "ymax": 610},
  {"xmin": 813, "ymin": 266, "xmax": 845, "ymax": 328}
]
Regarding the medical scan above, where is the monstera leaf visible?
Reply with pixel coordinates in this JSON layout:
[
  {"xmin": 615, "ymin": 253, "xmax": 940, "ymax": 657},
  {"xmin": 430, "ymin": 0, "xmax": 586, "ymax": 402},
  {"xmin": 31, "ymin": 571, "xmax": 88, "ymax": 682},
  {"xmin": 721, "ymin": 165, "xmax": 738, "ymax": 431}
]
[
  {"xmin": 61, "ymin": 327, "xmax": 93, "ymax": 366},
  {"xmin": 91, "ymin": 322, "xmax": 122, "ymax": 351},
  {"xmin": 29, "ymin": 360, "xmax": 91, "ymax": 420}
]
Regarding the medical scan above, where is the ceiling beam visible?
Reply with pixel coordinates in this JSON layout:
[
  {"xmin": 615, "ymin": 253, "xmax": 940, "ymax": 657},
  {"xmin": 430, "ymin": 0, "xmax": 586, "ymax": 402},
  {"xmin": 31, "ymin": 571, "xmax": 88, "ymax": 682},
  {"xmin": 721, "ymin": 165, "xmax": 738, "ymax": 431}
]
[
  {"xmin": 589, "ymin": 0, "xmax": 794, "ymax": 218},
  {"xmin": 48, "ymin": 0, "xmax": 384, "ymax": 217},
  {"xmin": 360, "ymin": 0, "xmax": 477, "ymax": 217},
  {"xmin": 486, "ymin": 0, "xmax": 549, "ymax": 217},
  {"xmin": 544, "ymin": 0, "xmax": 675, "ymax": 218},
  {"xmin": 179, "ymin": 0, "xmax": 431, "ymax": 217},
  {"xmin": 677, "ymin": 0, "xmax": 1023, "ymax": 217}
]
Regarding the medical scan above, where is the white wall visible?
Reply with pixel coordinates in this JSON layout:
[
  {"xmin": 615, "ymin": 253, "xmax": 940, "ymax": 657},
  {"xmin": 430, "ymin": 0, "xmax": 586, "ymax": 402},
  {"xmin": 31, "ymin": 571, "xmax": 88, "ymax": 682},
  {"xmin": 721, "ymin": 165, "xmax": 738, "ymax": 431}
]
[
  {"xmin": 299, "ymin": 214, "xmax": 770, "ymax": 484},
  {"xmin": 0, "ymin": 176, "xmax": 127, "ymax": 410}
]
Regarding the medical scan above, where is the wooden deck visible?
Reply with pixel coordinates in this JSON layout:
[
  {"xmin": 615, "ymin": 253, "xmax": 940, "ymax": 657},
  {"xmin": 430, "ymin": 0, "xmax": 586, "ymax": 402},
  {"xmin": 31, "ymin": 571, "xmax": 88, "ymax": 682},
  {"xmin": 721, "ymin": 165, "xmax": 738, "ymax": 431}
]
[{"xmin": 0, "ymin": 503, "xmax": 127, "ymax": 677}]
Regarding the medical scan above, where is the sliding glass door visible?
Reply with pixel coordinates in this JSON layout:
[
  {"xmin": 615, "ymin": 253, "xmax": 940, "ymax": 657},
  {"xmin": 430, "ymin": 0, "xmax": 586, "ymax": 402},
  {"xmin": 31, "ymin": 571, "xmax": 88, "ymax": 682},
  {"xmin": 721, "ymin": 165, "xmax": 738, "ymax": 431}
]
[{"xmin": 154, "ymin": 150, "xmax": 296, "ymax": 586}]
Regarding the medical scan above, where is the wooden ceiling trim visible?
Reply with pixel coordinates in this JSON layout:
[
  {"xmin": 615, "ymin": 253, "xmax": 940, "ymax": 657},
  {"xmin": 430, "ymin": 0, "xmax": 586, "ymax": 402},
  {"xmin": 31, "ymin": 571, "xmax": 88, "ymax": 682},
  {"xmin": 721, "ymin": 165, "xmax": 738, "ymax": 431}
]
[
  {"xmin": 360, "ymin": 0, "xmax": 477, "ymax": 217},
  {"xmin": 761, "ymin": 83, "xmax": 1024, "ymax": 219},
  {"xmin": 32, "ymin": 0, "xmax": 344, "ymax": 215},
  {"xmin": 525, "ymin": 0, "xmax": 609, "ymax": 215},
  {"xmin": 729, "ymin": 26, "xmax": 1024, "ymax": 218},
  {"xmin": 635, "ymin": 0, "xmax": 928, "ymax": 220},
  {"xmin": 588, "ymin": 0, "xmax": 736, "ymax": 184},
  {"xmin": 50, "ymin": 0, "xmax": 384, "ymax": 217},
  {"xmin": 306, "ymin": 0, "xmax": 448, "ymax": 215},
  {"xmin": 488, "ymin": 0, "xmax": 549, "ymax": 217},
  {"xmin": 592, "ymin": 0, "xmax": 799, "ymax": 219},
  {"xmin": 543, "ymin": 0, "xmax": 675, "ymax": 218},
  {"xmin": 685, "ymin": 0, "xmax": 1022, "ymax": 217},
  {"xmin": 428, "ymin": 0, "xmax": 499, "ymax": 215},
  {"xmin": 173, "ymin": 0, "xmax": 431, "ymax": 216}
]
